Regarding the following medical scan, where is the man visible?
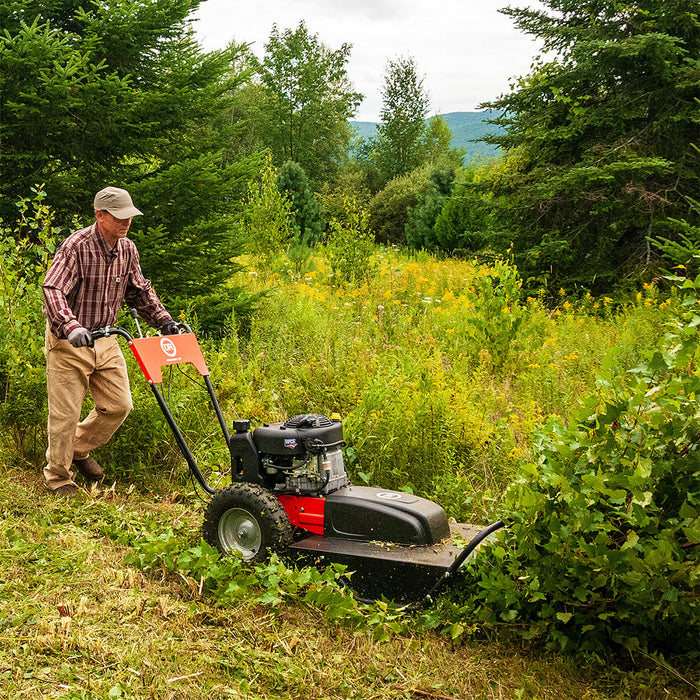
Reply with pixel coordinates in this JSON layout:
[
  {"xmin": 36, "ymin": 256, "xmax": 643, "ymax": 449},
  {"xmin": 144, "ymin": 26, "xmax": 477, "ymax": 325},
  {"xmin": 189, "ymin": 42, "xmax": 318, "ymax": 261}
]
[{"xmin": 42, "ymin": 186, "xmax": 179, "ymax": 496}]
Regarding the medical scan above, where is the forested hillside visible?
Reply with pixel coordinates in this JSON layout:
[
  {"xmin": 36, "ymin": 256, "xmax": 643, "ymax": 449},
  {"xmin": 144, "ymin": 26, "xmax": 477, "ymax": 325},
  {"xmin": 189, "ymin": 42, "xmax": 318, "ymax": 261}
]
[{"xmin": 351, "ymin": 111, "xmax": 502, "ymax": 163}]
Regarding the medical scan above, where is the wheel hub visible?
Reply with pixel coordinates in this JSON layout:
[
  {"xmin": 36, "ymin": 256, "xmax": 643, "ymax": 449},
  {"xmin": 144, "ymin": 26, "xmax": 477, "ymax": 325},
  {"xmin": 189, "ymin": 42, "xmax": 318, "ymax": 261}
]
[{"xmin": 218, "ymin": 507, "xmax": 262, "ymax": 559}]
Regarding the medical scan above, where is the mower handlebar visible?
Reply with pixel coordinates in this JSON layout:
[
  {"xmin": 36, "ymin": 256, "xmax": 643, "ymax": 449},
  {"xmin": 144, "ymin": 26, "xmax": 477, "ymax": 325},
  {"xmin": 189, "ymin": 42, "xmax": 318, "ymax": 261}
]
[
  {"xmin": 90, "ymin": 326, "xmax": 133, "ymax": 342},
  {"xmin": 90, "ymin": 322, "xmax": 190, "ymax": 343}
]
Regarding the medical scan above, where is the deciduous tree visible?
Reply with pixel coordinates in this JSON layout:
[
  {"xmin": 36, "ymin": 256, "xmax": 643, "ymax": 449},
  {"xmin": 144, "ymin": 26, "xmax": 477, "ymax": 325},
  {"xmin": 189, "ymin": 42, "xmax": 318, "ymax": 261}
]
[
  {"xmin": 373, "ymin": 56, "xmax": 430, "ymax": 184},
  {"xmin": 257, "ymin": 21, "xmax": 362, "ymax": 188}
]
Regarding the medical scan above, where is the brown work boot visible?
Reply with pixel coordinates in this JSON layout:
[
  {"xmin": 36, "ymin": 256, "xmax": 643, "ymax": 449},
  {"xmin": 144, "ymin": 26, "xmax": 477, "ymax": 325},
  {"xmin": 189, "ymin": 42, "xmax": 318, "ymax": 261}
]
[
  {"xmin": 49, "ymin": 483, "xmax": 80, "ymax": 497},
  {"xmin": 72, "ymin": 456, "xmax": 104, "ymax": 482}
]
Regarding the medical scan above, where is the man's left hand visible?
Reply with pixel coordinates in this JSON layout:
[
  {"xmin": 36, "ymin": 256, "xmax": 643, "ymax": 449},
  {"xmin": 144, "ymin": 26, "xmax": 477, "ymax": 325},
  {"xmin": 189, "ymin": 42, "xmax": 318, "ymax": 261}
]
[{"xmin": 160, "ymin": 319, "xmax": 180, "ymax": 335}]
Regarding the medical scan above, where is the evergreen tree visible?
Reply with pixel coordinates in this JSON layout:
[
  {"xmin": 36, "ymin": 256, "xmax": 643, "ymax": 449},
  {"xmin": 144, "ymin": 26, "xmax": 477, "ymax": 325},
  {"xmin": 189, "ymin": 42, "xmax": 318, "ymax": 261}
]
[
  {"xmin": 405, "ymin": 168, "xmax": 456, "ymax": 251},
  {"xmin": 0, "ymin": 0, "xmax": 260, "ymax": 325},
  {"xmin": 276, "ymin": 161, "xmax": 324, "ymax": 246},
  {"xmin": 481, "ymin": 0, "xmax": 700, "ymax": 289}
]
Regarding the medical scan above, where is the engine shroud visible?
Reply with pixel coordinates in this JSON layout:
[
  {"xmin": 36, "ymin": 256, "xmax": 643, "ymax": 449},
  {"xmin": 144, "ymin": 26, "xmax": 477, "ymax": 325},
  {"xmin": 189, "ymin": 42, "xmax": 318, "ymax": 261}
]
[
  {"xmin": 253, "ymin": 414, "xmax": 343, "ymax": 456},
  {"xmin": 229, "ymin": 414, "xmax": 348, "ymax": 493}
]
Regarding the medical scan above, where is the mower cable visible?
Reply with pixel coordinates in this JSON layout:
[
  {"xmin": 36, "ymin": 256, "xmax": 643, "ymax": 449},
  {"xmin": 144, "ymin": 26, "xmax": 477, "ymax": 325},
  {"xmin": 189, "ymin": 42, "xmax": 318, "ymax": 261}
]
[
  {"xmin": 188, "ymin": 468, "xmax": 211, "ymax": 505},
  {"xmin": 173, "ymin": 363, "xmax": 208, "ymax": 390}
]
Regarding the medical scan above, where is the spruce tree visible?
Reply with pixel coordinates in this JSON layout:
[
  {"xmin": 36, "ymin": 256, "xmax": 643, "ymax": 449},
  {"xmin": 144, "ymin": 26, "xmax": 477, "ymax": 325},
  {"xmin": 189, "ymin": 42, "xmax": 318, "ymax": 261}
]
[{"xmin": 482, "ymin": 0, "xmax": 700, "ymax": 289}]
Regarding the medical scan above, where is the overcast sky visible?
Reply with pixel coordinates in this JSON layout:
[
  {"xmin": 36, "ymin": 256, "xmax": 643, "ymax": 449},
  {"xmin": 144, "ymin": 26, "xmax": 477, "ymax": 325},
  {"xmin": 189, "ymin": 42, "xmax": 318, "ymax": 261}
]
[{"xmin": 191, "ymin": 0, "xmax": 544, "ymax": 122}]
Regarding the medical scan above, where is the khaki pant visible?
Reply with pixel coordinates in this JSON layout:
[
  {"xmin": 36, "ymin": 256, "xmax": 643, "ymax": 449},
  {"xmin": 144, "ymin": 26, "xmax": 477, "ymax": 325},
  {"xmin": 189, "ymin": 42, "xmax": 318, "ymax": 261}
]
[{"xmin": 44, "ymin": 329, "xmax": 132, "ymax": 489}]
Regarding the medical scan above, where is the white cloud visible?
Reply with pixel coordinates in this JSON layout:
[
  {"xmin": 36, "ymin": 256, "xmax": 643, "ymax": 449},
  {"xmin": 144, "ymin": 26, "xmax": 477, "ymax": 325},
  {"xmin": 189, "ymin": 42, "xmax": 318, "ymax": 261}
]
[{"xmin": 191, "ymin": 0, "xmax": 543, "ymax": 121}]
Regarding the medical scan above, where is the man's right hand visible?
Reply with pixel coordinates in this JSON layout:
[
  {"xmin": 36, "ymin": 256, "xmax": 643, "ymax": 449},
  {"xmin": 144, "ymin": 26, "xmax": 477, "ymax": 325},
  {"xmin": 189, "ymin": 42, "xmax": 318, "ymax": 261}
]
[{"xmin": 67, "ymin": 327, "xmax": 94, "ymax": 348}]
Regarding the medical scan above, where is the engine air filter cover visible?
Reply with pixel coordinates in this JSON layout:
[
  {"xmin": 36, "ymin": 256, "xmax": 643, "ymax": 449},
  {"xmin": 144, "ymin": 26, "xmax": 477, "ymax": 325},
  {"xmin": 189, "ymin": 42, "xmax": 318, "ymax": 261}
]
[{"xmin": 253, "ymin": 414, "xmax": 343, "ymax": 456}]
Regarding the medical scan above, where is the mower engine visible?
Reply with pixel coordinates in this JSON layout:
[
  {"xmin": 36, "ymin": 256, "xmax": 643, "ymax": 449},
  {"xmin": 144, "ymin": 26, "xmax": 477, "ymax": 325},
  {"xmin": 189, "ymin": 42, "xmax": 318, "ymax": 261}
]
[{"xmin": 229, "ymin": 414, "xmax": 350, "ymax": 494}]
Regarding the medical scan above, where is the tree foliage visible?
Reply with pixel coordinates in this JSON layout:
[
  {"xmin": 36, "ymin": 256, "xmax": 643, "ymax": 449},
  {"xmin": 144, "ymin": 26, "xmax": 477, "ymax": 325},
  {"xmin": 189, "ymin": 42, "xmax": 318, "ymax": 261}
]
[
  {"xmin": 480, "ymin": 0, "xmax": 700, "ymax": 290},
  {"xmin": 0, "ymin": 188, "xmax": 57, "ymax": 458},
  {"xmin": 325, "ymin": 197, "xmax": 376, "ymax": 286},
  {"xmin": 257, "ymin": 21, "xmax": 363, "ymax": 188},
  {"xmin": 405, "ymin": 168, "xmax": 456, "ymax": 251},
  {"xmin": 0, "ymin": 0, "xmax": 261, "ymax": 326},
  {"xmin": 276, "ymin": 161, "xmax": 324, "ymax": 246},
  {"xmin": 373, "ymin": 56, "xmax": 431, "ymax": 185},
  {"xmin": 368, "ymin": 167, "xmax": 435, "ymax": 246},
  {"xmin": 243, "ymin": 155, "xmax": 294, "ymax": 269}
]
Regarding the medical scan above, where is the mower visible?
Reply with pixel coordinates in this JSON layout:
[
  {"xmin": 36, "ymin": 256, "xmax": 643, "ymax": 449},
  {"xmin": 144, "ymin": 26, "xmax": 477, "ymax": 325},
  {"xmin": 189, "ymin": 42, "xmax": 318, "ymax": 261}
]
[{"xmin": 92, "ymin": 315, "xmax": 504, "ymax": 606}]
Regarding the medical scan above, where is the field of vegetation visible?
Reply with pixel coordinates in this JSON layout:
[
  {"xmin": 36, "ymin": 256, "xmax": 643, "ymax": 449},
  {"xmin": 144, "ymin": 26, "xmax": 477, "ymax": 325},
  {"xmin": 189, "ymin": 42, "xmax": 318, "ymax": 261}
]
[
  {"xmin": 2, "ymin": 0, "xmax": 698, "ymax": 695},
  {"xmin": 1, "ymin": 467, "xmax": 695, "ymax": 700},
  {"xmin": 1, "ymin": 206, "xmax": 698, "ymax": 697}
]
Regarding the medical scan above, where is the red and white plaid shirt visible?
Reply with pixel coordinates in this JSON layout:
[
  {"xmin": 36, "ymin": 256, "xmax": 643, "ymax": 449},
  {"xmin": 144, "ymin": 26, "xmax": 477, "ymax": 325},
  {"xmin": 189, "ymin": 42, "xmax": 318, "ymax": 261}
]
[{"xmin": 43, "ymin": 223, "xmax": 171, "ymax": 338}]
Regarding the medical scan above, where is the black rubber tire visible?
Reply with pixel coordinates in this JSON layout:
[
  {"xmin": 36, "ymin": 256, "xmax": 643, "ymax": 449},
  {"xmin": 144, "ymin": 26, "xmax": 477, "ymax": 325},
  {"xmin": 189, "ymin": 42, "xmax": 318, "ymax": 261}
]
[{"xmin": 202, "ymin": 483, "xmax": 293, "ymax": 563}]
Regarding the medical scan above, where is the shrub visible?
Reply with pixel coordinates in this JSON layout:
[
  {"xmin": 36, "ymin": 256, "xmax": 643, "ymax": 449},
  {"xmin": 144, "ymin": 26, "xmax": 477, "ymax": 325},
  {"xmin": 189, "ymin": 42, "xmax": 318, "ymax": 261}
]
[
  {"xmin": 368, "ymin": 167, "xmax": 432, "ymax": 246},
  {"xmin": 243, "ymin": 155, "xmax": 293, "ymax": 269},
  {"xmin": 461, "ymin": 257, "xmax": 525, "ymax": 374},
  {"xmin": 0, "ymin": 187, "xmax": 58, "ymax": 462},
  {"xmin": 324, "ymin": 197, "xmax": 376, "ymax": 286},
  {"xmin": 404, "ymin": 168, "xmax": 456, "ymax": 252},
  {"xmin": 459, "ymin": 272, "xmax": 700, "ymax": 653}
]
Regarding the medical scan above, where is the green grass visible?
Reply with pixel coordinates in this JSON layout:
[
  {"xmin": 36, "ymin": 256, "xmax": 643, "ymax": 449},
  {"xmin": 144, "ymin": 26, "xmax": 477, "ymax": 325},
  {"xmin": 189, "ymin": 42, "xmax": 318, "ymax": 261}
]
[
  {"xmin": 1, "ymin": 467, "xmax": 697, "ymax": 700},
  {"xmin": 2, "ymin": 248, "xmax": 697, "ymax": 697}
]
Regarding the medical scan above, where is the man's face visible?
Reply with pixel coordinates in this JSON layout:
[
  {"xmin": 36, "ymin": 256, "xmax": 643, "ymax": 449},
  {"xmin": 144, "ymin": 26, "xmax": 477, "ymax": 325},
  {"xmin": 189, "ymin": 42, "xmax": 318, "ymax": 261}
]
[{"xmin": 95, "ymin": 210, "xmax": 132, "ymax": 246}]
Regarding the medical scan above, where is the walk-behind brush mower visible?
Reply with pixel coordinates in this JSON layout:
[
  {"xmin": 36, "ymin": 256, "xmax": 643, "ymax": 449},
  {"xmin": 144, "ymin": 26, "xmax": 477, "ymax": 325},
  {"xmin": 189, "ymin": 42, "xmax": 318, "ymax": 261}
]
[{"xmin": 93, "ymin": 316, "xmax": 504, "ymax": 606}]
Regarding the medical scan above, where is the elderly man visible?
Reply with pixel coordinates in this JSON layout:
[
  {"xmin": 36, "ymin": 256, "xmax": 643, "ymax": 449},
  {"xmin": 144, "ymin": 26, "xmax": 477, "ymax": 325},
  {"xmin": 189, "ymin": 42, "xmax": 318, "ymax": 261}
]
[{"xmin": 42, "ymin": 186, "xmax": 178, "ymax": 496}]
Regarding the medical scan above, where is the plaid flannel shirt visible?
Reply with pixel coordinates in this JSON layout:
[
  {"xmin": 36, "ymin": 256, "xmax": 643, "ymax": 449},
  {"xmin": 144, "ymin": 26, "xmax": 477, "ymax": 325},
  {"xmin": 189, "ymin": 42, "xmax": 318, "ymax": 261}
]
[{"xmin": 43, "ymin": 223, "xmax": 171, "ymax": 338}]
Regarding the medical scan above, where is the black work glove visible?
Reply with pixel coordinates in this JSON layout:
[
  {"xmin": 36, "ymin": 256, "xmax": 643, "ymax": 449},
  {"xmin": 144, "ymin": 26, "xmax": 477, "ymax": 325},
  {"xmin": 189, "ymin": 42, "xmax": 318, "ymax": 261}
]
[
  {"xmin": 160, "ymin": 319, "xmax": 180, "ymax": 335},
  {"xmin": 67, "ymin": 326, "xmax": 94, "ymax": 348}
]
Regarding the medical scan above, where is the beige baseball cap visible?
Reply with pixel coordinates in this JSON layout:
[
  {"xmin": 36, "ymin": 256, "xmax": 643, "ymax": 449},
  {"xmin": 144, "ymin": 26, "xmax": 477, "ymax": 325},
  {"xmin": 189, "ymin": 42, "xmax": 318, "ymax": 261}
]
[{"xmin": 93, "ymin": 186, "xmax": 143, "ymax": 218}]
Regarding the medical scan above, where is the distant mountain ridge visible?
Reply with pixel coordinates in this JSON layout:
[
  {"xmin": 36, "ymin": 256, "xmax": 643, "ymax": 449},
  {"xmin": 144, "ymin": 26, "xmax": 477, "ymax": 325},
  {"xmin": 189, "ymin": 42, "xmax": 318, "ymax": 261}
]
[{"xmin": 350, "ymin": 110, "xmax": 503, "ymax": 164}]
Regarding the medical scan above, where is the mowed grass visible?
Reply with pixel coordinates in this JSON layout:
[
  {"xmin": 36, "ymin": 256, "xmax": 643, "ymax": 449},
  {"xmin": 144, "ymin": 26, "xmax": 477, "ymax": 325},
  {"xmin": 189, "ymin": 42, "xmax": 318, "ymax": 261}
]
[{"xmin": 1, "ymin": 467, "xmax": 697, "ymax": 700}]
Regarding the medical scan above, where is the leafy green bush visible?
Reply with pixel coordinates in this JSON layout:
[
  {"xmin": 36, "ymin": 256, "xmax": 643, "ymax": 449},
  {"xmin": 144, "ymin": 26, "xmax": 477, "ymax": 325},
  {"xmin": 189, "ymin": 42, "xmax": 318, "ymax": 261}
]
[
  {"xmin": 461, "ymin": 257, "xmax": 525, "ymax": 373},
  {"xmin": 324, "ymin": 197, "xmax": 376, "ymax": 285},
  {"xmin": 458, "ymin": 273, "xmax": 700, "ymax": 653},
  {"xmin": 243, "ymin": 155, "xmax": 293, "ymax": 269},
  {"xmin": 368, "ymin": 167, "xmax": 432, "ymax": 245},
  {"xmin": 404, "ymin": 167, "xmax": 456, "ymax": 252},
  {"xmin": 0, "ymin": 188, "xmax": 58, "ymax": 462}
]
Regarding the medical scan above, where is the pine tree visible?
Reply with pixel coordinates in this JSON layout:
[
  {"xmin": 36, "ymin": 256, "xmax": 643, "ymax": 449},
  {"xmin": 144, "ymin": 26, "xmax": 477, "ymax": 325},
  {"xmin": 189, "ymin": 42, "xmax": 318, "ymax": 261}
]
[
  {"xmin": 276, "ymin": 161, "xmax": 324, "ymax": 246},
  {"xmin": 482, "ymin": 0, "xmax": 700, "ymax": 289},
  {"xmin": 0, "ymin": 0, "xmax": 260, "ymax": 323}
]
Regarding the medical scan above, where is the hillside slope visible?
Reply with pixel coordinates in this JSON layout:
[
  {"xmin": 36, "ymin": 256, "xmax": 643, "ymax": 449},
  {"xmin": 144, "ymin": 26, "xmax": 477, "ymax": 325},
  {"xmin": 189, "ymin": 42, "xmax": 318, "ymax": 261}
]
[
  {"xmin": 350, "ymin": 110, "xmax": 502, "ymax": 164},
  {"xmin": 1, "ymin": 466, "xmax": 695, "ymax": 699}
]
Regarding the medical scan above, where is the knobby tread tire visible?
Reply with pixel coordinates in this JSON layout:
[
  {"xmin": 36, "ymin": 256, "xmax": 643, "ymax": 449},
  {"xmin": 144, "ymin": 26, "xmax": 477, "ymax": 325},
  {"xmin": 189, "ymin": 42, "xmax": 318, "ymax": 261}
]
[{"xmin": 202, "ymin": 483, "xmax": 293, "ymax": 563}]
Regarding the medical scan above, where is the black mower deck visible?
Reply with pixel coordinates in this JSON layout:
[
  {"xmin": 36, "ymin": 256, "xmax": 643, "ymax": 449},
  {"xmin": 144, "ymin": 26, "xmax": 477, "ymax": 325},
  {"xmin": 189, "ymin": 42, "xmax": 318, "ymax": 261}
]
[{"xmin": 289, "ymin": 522, "xmax": 484, "ymax": 605}]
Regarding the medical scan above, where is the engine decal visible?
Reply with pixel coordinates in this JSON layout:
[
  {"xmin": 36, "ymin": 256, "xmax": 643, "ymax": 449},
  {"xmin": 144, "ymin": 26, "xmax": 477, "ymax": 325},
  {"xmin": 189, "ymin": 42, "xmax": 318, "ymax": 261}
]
[{"xmin": 284, "ymin": 439, "xmax": 298, "ymax": 449}]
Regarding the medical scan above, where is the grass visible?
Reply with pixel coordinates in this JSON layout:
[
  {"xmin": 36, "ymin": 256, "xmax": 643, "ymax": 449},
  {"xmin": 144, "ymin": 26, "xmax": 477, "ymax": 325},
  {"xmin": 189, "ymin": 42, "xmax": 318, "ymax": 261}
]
[
  {"xmin": 1, "ymin": 247, "xmax": 697, "ymax": 698},
  {"xmin": 1, "ymin": 467, "xmax": 697, "ymax": 700}
]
